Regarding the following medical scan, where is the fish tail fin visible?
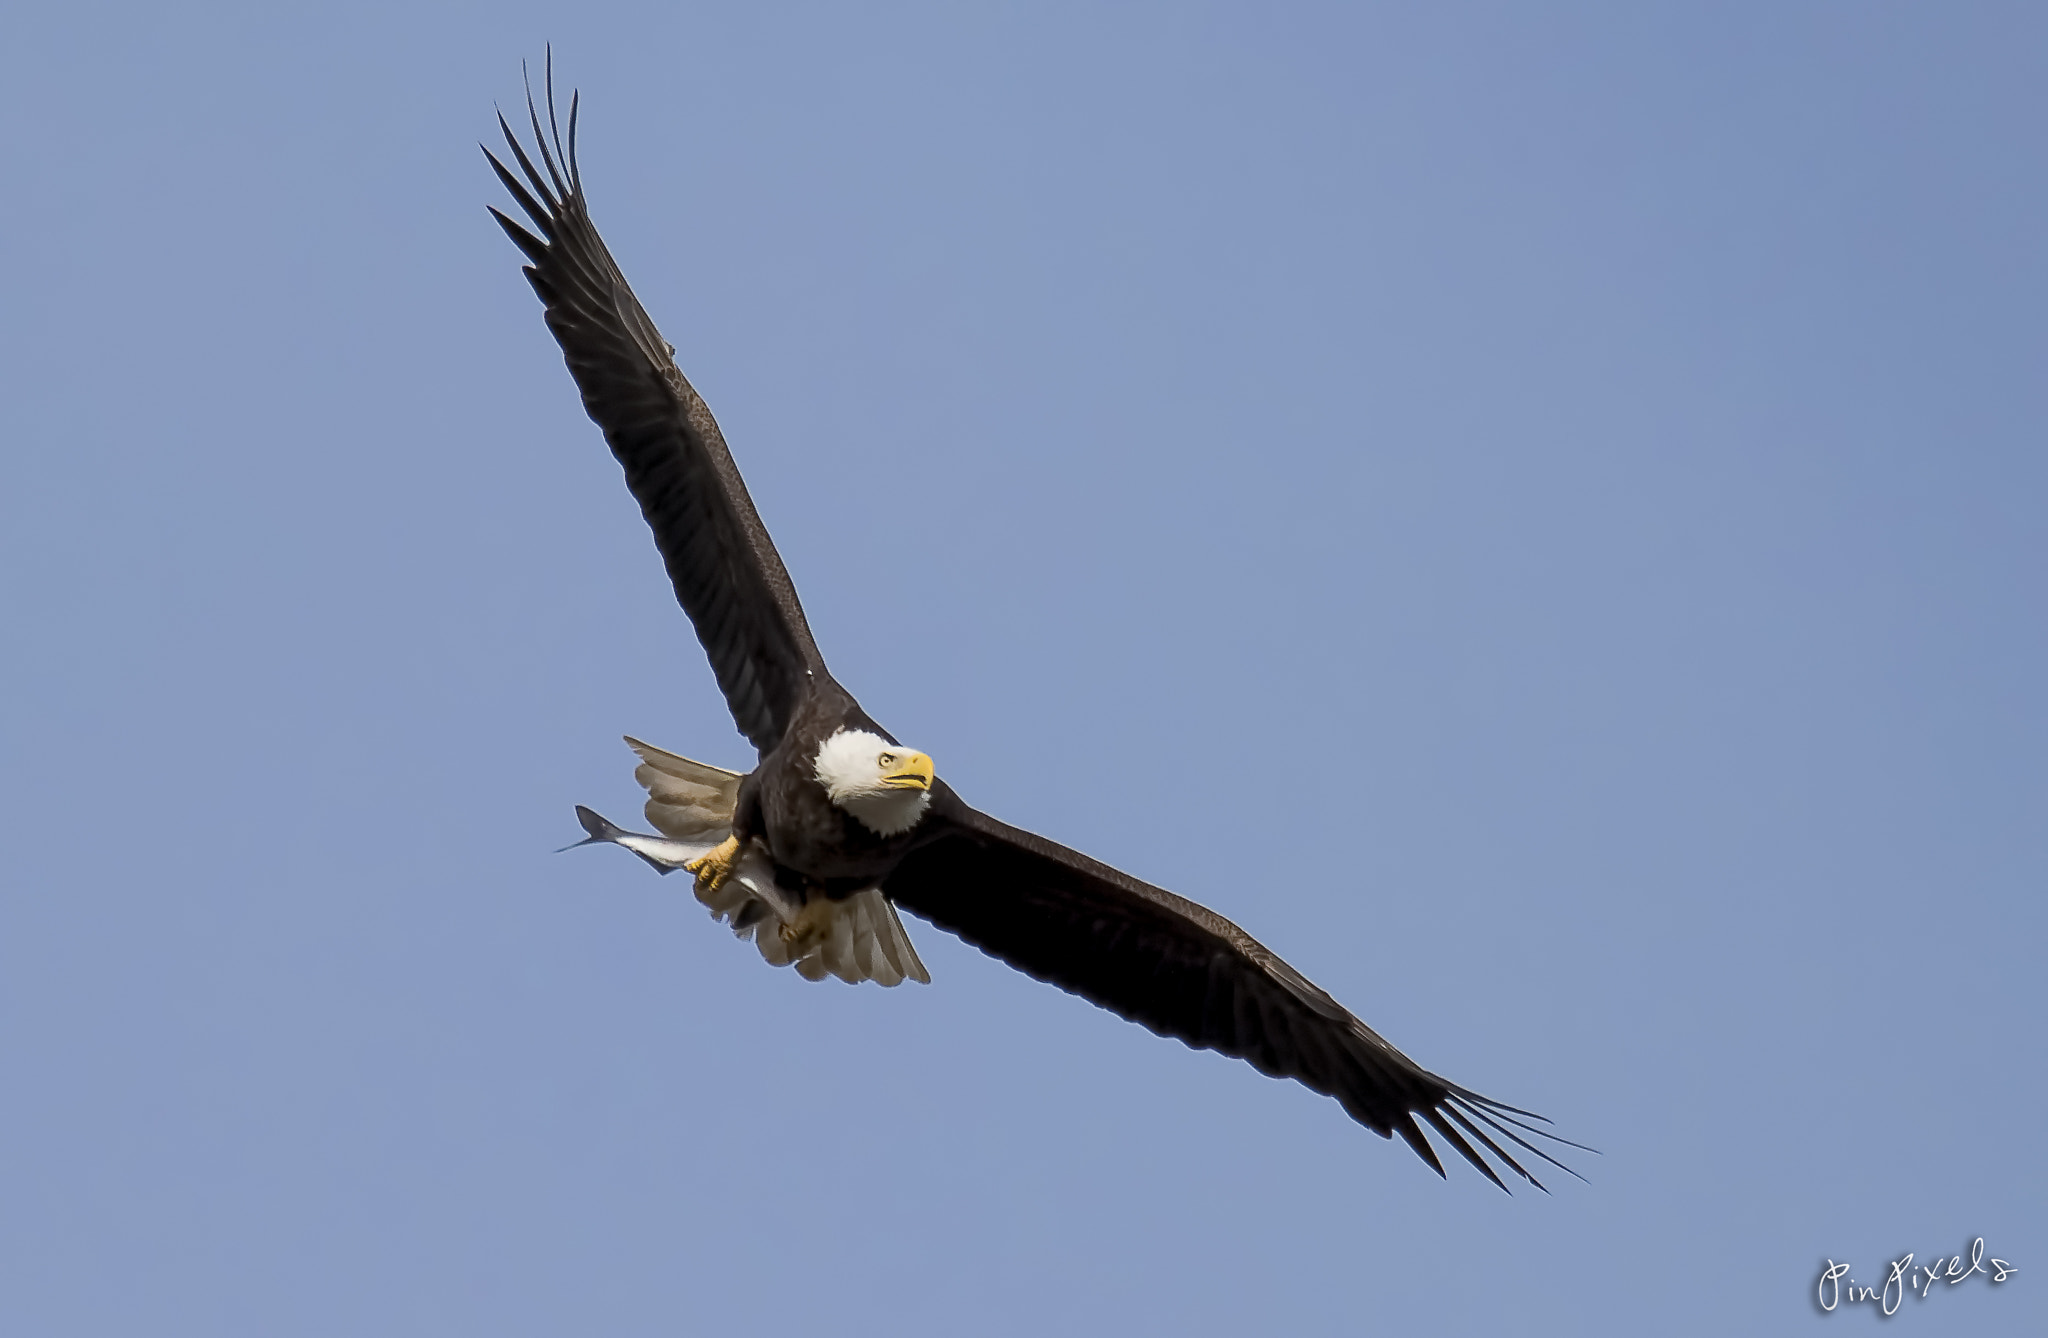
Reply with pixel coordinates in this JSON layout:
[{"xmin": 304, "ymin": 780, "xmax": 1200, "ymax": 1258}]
[{"xmin": 559, "ymin": 804, "xmax": 627, "ymax": 851}]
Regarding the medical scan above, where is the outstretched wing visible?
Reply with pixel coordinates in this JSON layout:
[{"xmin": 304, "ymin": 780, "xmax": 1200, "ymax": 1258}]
[
  {"xmin": 486, "ymin": 66, "xmax": 826, "ymax": 754},
  {"xmin": 885, "ymin": 788, "xmax": 1586, "ymax": 1190}
]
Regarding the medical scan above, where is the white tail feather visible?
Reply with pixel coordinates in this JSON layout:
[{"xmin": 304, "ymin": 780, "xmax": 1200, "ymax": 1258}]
[
  {"xmin": 621, "ymin": 736, "xmax": 929, "ymax": 987},
  {"xmin": 627, "ymin": 736, "xmax": 744, "ymax": 844}
]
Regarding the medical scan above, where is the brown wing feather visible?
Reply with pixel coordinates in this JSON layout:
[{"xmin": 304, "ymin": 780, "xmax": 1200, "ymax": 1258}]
[
  {"xmin": 885, "ymin": 787, "xmax": 1586, "ymax": 1190},
  {"xmin": 485, "ymin": 69, "xmax": 826, "ymax": 753}
]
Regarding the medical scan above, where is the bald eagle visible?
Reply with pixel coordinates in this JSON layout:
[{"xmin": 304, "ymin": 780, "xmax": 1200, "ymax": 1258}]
[{"xmin": 486, "ymin": 66, "xmax": 1581, "ymax": 1191}]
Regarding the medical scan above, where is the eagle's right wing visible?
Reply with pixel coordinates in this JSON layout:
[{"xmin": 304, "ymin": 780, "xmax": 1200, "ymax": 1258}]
[{"xmin": 487, "ymin": 66, "xmax": 827, "ymax": 755}]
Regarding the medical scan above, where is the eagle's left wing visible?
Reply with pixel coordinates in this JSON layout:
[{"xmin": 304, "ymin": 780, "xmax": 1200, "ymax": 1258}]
[{"xmin": 884, "ymin": 786, "xmax": 1584, "ymax": 1190}]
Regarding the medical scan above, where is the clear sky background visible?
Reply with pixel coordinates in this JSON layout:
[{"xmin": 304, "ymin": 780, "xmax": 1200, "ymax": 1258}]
[{"xmin": 3, "ymin": 3, "xmax": 2041, "ymax": 1334}]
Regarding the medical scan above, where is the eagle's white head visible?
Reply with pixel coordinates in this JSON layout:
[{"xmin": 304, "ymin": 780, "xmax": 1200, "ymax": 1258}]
[{"xmin": 813, "ymin": 728, "xmax": 935, "ymax": 836}]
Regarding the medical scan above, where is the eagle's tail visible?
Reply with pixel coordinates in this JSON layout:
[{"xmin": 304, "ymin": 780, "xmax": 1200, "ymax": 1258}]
[{"xmin": 785, "ymin": 887, "xmax": 932, "ymax": 987}]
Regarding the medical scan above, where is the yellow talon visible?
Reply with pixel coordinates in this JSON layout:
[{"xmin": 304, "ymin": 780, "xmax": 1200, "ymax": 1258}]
[
  {"xmin": 777, "ymin": 897, "xmax": 832, "ymax": 954},
  {"xmin": 682, "ymin": 835, "xmax": 743, "ymax": 896}
]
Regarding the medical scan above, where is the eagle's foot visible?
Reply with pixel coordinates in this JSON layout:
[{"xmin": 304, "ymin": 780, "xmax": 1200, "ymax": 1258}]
[
  {"xmin": 682, "ymin": 835, "xmax": 743, "ymax": 896},
  {"xmin": 777, "ymin": 897, "xmax": 832, "ymax": 954}
]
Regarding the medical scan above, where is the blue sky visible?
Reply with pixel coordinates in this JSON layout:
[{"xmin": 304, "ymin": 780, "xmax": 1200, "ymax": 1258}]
[{"xmin": 3, "ymin": 3, "xmax": 2042, "ymax": 1333}]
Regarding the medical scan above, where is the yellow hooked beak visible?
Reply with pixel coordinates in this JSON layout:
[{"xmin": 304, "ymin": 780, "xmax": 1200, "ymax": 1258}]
[{"xmin": 879, "ymin": 751, "xmax": 935, "ymax": 792}]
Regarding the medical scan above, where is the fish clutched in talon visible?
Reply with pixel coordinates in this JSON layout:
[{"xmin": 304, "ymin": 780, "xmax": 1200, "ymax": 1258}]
[{"xmin": 681, "ymin": 834, "xmax": 743, "ymax": 897}]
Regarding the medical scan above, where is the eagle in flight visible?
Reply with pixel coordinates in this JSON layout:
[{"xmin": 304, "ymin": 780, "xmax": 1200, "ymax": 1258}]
[{"xmin": 486, "ymin": 61, "xmax": 1581, "ymax": 1191}]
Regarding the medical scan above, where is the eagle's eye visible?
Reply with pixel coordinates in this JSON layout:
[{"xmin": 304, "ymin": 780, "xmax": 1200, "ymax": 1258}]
[{"xmin": 878, "ymin": 752, "xmax": 896, "ymax": 768}]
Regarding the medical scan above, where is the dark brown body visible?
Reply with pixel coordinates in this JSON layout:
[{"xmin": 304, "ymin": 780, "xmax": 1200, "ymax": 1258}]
[{"xmin": 734, "ymin": 679, "xmax": 929, "ymax": 898}]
